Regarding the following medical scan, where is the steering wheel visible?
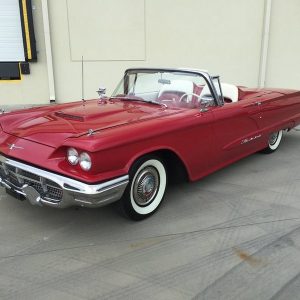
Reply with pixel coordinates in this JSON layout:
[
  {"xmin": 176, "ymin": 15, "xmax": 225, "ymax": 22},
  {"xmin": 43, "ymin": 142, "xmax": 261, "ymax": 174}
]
[
  {"xmin": 160, "ymin": 98, "xmax": 178, "ymax": 105},
  {"xmin": 179, "ymin": 93, "xmax": 202, "ymax": 103}
]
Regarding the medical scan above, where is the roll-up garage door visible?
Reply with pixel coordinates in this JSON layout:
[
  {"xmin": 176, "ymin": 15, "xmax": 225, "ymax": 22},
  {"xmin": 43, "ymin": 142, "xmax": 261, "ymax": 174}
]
[{"xmin": 0, "ymin": 0, "xmax": 25, "ymax": 62}]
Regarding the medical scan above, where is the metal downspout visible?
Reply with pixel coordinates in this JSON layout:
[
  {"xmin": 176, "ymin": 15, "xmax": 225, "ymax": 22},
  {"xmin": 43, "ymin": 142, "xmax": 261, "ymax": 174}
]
[
  {"xmin": 41, "ymin": 0, "xmax": 56, "ymax": 103},
  {"xmin": 259, "ymin": 0, "xmax": 273, "ymax": 88}
]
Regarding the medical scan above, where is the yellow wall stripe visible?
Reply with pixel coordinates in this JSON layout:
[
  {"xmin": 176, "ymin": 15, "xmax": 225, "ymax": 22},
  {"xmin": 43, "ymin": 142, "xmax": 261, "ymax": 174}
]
[{"xmin": 21, "ymin": 0, "xmax": 32, "ymax": 60}]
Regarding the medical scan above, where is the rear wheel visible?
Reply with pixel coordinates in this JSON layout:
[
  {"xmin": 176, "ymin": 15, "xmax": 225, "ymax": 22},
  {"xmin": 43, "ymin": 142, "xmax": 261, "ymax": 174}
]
[
  {"xmin": 261, "ymin": 130, "xmax": 283, "ymax": 154},
  {"xmin": 119, "ymin": 156, "xmax": 167, "ymax": 220}
]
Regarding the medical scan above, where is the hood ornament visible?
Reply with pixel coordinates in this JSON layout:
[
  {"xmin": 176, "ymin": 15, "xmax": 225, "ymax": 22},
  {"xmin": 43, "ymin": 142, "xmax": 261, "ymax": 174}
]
[
  {"xmin": 97, "ymin": 87, "xmax": 108, "ymax": 104},
  {"xmin": 87, "ymin": 129, "xmax": 95, "ymax": 136}
]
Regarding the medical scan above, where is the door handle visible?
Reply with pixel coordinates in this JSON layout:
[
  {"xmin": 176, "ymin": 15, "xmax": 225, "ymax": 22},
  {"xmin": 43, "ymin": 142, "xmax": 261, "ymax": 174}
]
[{"xmin": 242, "ymin": 101, "xmax": 262, "ymax": 108}]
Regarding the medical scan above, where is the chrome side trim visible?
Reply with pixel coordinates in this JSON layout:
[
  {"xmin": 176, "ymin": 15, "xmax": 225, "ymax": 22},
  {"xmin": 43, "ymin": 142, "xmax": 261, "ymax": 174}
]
[{"xmin": 0, "ymin": 154, "xmax": 129, "ymax": 208}]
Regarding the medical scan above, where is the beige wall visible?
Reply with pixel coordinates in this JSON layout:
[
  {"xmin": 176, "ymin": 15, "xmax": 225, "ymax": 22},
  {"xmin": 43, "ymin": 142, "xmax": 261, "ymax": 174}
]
[
  {"xmin": 266, "ymin": 0, "xmax": 300, "ymax": 89},
  {"xmin": 50, "ymin": 0, "xmax": 265, "ymax": 102},
  {"xmin": 0, "ymin": 0, "xmax": 299, "ymax": 106}
]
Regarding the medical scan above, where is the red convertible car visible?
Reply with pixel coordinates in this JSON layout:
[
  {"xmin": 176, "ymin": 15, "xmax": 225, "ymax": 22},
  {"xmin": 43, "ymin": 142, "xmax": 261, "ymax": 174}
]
[{"xmin": 0, "ymin": 68, "xmax": 300, "ymax": 220}]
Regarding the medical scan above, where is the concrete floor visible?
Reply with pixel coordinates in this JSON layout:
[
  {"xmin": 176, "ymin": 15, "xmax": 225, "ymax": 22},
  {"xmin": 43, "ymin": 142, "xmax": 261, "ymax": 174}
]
[{"xmin": 0, "ymin": 130, "xmax": 300, "ymax": 300}]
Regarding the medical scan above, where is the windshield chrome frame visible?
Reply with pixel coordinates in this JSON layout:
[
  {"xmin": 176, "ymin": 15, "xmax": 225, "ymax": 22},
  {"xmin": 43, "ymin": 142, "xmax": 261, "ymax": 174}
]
[{"xmin": 119, "ymin": 68, "xmax": 225, "ymax": 107}]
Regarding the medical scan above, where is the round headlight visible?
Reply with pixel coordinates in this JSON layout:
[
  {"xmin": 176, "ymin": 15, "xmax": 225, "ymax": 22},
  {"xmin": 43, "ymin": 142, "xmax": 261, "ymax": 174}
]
[
  {"xmin": 79, "ymin": 152, "xmax": 92, "ymax": 171},
  {"xmin": 67, "ymin": 148, "xmax": 79, "ymax": 165}
]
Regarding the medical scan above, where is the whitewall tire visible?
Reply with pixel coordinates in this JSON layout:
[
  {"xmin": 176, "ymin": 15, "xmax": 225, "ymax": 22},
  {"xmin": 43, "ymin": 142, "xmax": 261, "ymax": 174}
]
[
  {"xmin": 262, "ymin": 130, "xmax": 283, "ymax": 154},
  {"xmin": 119, "ymin": 156, "xmax": 167, "ymax": 220}
]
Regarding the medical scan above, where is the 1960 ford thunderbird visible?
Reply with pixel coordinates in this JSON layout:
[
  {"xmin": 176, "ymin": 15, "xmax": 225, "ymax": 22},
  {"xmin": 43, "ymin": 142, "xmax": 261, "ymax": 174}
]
[{"xmin": 0, "ymin": 68, "xmax": 300, "ymax": 220}]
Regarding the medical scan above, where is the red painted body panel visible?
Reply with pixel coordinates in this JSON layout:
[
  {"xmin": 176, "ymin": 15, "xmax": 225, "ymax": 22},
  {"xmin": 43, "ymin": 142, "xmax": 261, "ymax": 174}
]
[
  {"xmin": 1, "ymin": 87, "xmax": 300, "ymax": 184},
  {"xmin": 0, "ymin": 100, "xmax": 183, "ymax": 148}
]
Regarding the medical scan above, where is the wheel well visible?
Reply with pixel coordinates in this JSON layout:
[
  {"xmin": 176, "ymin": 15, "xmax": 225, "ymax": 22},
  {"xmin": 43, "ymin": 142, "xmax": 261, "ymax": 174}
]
[{"xmin": 143, "ymin": 149, "xmax": 189, "ymax": 184}]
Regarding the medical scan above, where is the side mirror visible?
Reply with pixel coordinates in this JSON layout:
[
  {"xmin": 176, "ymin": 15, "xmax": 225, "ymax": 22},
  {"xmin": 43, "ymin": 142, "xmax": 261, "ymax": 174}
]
[{"xmin": 199, "ymin": 95, "xmax": 213, "ymax": 112}]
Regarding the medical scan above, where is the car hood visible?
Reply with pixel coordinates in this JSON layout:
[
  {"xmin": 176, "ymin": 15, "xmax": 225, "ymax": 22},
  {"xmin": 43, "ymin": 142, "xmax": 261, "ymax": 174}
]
[{"xmin": 0, "ymin": 99, "xmax": 181, "ymax": 148}]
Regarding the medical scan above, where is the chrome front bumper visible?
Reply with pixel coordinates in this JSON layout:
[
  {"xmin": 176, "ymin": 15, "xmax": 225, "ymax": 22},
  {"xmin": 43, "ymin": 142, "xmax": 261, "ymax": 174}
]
[{"xmin": 0, "ymin": 154, "xmax": 129, "ymax": 208}]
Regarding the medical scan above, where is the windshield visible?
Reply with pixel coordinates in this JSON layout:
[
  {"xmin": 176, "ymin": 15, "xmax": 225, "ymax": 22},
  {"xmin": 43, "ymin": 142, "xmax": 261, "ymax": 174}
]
[{"xmin": 111, "ymin": 70, "xmax": 215, "ymax": 108}]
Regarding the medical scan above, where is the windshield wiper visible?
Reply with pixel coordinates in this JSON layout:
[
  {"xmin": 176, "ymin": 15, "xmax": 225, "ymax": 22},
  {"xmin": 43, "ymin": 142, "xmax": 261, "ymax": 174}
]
[{"xmin": 110, "ymin": 97, "xmax": 167, "ymax": 108}]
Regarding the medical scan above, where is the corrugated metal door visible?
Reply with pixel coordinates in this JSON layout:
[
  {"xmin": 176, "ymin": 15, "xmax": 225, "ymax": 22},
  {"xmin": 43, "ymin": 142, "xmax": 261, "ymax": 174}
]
[{"xmin": 0, "ymin": 0, "xmax": 25, "ymax": 62}]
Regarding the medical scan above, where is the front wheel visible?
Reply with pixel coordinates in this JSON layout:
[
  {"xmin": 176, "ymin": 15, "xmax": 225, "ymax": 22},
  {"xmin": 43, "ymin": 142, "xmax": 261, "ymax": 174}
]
[
  {"xmin": 119, "ymin": 156, "xmax": 167, "ymax": 220},
  {"xmin": 261, "ymin": 130, "xmax": 283, "ymax": 154}
]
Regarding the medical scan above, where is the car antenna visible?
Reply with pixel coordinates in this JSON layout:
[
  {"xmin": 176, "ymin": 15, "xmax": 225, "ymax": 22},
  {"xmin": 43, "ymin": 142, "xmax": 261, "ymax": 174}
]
[{"xmin": 81, "ymin": 55, "xmax": 85, "ymax": 105}]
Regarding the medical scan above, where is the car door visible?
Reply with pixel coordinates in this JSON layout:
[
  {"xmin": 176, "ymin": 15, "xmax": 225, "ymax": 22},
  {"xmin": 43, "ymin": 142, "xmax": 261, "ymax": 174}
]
[
  {"xmin": 211, "ymin": 99, "xmax": 266, "ymax": 166},
  {"xmin": 168, "ymin": 106, "xmax": 216, "ymax": 181}
]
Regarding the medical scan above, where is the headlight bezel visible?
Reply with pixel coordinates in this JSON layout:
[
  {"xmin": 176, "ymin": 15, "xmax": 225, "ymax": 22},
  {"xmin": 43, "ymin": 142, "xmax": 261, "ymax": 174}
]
[{"xmin": 67, "ymin": 147, "xmax": 92, "ymax": 171}]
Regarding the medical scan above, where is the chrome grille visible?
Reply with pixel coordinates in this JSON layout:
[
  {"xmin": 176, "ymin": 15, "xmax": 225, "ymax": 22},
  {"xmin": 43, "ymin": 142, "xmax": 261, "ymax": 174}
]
[
  {"xmin": 9, "ymin": 172, "xmax": 20, "ymax": 187},
  {"xmin": 20, "ymin": 170, "xmax": 40, "ymax": 182},
  {"xmin": 0, "ymin": 162, "xmax": 6, "ymax": 177},
  {"xmin": 47, "ymin": 185, "xmax": 64, "ymax": 200},
  {"xmin": 23, "ymin": 179, "xmax": 44, "ymax": 194},
  {"xmin": 0, "ymin": 161, "xmax": 63, "ymax": 202}
]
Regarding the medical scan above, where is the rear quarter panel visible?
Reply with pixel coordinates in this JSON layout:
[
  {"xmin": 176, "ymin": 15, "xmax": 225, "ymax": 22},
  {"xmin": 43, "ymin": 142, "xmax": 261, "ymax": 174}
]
[{"xmin": 259, "ymin": 90, "xmax": 300, "ymax": 131}]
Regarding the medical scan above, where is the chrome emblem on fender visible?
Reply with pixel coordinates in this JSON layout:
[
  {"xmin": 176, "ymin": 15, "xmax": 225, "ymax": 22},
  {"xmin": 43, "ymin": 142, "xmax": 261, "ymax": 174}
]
[
  {"xmin": 241, "ymin": 134, "xmax": 262, "ymax": 145},
  {"xmin": 7, "ymin": 143, "xmax": 24, "ymax": 150}
]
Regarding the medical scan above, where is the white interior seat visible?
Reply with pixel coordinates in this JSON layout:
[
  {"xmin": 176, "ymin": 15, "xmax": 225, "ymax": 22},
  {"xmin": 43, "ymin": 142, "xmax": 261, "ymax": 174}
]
[
  {"xmin": 200, "ymin": 83, "xmax": 239, "ymax": 103},
  {"xmin": 221, "ymin": 83, "xmax": 239, "ymax": 102}
]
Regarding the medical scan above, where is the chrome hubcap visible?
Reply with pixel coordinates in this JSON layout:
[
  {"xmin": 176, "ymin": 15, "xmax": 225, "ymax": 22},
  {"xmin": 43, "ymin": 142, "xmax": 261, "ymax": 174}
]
[
  {"xmin": 269, "ymin": 132, "xmax": 279, "ymax": 146},
  {"xmin": 133, "ymin": 166, "xmax": 159, "ymax": 206}
]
